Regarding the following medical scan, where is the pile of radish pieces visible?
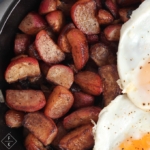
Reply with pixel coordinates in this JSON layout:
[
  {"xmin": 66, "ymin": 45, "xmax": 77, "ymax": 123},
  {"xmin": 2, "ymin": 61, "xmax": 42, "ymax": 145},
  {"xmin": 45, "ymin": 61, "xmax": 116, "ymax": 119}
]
[{"xmin": 4, "ymin": 0, "xmax": 142, "ymax": 149}]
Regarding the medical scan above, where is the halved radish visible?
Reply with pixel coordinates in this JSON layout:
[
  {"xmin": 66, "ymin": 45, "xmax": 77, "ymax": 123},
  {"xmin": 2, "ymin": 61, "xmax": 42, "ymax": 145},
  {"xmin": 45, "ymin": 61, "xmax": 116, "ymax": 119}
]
[
  {"xmin": 46, "ymin": 64, "xmax": 74, "ymax": 89},
  {"xmin": 5, "ymin": 57, "xmax": 41, "ymax": 83},
  {"xmin": 6, "ymin": 90, "xmax": 46, "ymax": 112},
  {"xmin": 35, "ymin": 30, "xmax": 65, "ymax": 64},
  {"xmin": 71, "ymin": 0, "xmax": 100, "ymax": 35}
]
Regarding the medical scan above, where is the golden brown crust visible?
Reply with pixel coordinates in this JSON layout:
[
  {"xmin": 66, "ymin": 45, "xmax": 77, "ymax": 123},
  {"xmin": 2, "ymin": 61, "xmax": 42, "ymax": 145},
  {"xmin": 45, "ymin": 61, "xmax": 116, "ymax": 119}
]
[
  {"xmin": 44, "ymin": 86, "xmax": 74, "ymax": 119},
  {"xmin": 59, "ymin": 124, "xmax": 94, "ymax": 150},
  {"xmin": 23, "ymin": 112, "xmax": 58, "ymax": 146},
  {"xmin": 63, "ymin": 106, "xmax": 101, "ymax": 130},
  {"xmin": 67, "ymin": 28, "xmax": 89, "ymax": 70},
  {"xmin": 74, "ymin": 71, "xmax": 103, "ymax": 95}
]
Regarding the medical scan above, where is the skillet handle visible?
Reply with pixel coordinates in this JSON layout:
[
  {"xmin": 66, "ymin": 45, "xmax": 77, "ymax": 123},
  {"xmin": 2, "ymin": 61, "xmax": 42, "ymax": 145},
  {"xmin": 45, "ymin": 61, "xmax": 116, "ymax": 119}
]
[{"xmin": 0, "ymin": 0, "xmax": 20, "ymax": 34}]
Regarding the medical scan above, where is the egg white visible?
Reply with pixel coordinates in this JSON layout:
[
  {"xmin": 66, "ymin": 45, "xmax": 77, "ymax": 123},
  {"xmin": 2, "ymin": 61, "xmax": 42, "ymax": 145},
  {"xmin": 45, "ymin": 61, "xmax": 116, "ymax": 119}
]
[
  {"xmin": 117, "ymin": 0, "xmax": 150, "ymax": 110},
  {"xmin": 93, "ymin": 95, "xmax": 150, "ymax": 150}
]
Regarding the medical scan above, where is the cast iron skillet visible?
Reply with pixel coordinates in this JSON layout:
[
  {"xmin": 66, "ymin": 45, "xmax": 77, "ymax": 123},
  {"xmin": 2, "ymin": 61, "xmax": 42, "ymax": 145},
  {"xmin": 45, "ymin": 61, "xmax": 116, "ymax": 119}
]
[{"xmin": 0, "ymin": 0, "xmax": 42, "ymax": 149}]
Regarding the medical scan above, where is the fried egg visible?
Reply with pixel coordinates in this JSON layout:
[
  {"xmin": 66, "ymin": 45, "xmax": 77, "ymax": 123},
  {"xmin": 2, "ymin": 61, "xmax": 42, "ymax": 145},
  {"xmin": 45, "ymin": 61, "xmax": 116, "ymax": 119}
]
[
  {"xmin": 93, "ymin": 0, "xmax": 150, "ymax": 149},
  {"xmin": 117, "ymin": 0, "xmax": 150, "ymax": 110},
  {"xmin": 93, "ymin": 95, "xmax": 150, "ymax": 150}
]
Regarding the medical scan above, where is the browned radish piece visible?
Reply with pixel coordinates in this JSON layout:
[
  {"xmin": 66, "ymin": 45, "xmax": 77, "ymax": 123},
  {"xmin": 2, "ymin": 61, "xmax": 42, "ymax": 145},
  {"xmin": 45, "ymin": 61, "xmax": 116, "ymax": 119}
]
[
  {"xmin": 90, "ymin": 43, "xmax": 116, "ymax": 67},
  {"xmin": 5, "ymin": 57, "xmax": 41, "ymax": 83},
  {"xmin": 23, "ymin": 112, "xmax": 58, "ymax": 146},
  {"xmin": 98, "ymin": 65, "xmax": 121, "ymax": 106},
  {"xmin": 28, "ymin": 43, "xmax": 41, "ymax": 60},
  {"xmin": 97, "ymin": 9, "xmax": 114, "ymax": 25},
  {"xmin": 52, "ymin": 121, "xmax": 68, "ymax": 149},
  {"xmin": 57, "ymin": 23, "xmax": 75, "ymax": 53},
  {"xmin": 67, "ymin": 28, "xmax": 89, "ymax": 70},
  {"xmin": 104, "ymin": 24, "xmax": 122, "ymax": 41},
  {"xmin": 71, "ymin": 0, "xmax": 100, "ymax": 35},
  {"xmin": 74, "ymin": 71, "xmax": 103, "ymax": 96},
  {"xmin": 46, "ymin": 65, "xmax": 74, "ymax": 89},
  {"xmin": 73, "ymin": 92, "xmax": 94, "ymax": 109},
  {"xmin": 39, "ymin": 61, "xmax": 51, "ymax": 77},
  {"xmin": 119, "ymin": 7, "xmax": 134, "ymax": 22},
  {"xmin": 6, "ymin": 90, "xmax": 46, "ymax": 112},
  {"xmin": 39, "ymin": 0, "xmax": 57, "ymax": 15},
  {"xmin": 56, "ymin": 0, "xmax": 76, "ymax": 16},
  {"xmin": 14, "ymin": 34, "xmax": 31, "ymax": 55},
  {"xmin": 5, "ymin": 109, "xmax": 25, "ymax": 128},
  {"xmin": 63, "ymin": 106, "xmax": 100, "ymax": 130},
  {"xmin": 117, "ymin": 0, "xmax": 141, "ymax": 6},
  {"xmin": 105, "ymin": 0, "xmax": 119, "ymax": 18},
  {"xmin": 44, "ymin": 86, "xmax": 74, "ymax": 119},
  {"xmin": 25, "ymin": 133, "xmax": 46, "ymax": 150},
  {"xmin": 19, "ymin": 12, "xmax": 47, "ymax": 35},
  {"xmin": 46, "ymin": 10, "xmax": 65, "ymax": 33},
  {"xmin": 86, "ymin": 34, "xmax": 99, "ymax": 44},
  {"xmin": 90, "ymin": 43, "xmax": 109, "ymax": 67},
  {"xmin": 35, "ymin": 30, "xmax": 65, "ymax": 64},
  {"xmin": 59, "ymin": 124, "xmax": 94, "ymax": 150}
]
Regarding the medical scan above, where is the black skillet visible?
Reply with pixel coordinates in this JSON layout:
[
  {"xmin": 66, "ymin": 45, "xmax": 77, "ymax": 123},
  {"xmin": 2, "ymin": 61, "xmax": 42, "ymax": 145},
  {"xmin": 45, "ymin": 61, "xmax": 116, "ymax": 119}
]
[{"xmin": 0, "ymin": 0, "xmax": 42, "ymax": 149}]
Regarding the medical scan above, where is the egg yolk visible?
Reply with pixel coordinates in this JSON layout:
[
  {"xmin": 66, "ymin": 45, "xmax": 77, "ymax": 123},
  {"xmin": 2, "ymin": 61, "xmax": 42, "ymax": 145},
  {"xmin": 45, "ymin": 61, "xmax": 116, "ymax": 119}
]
[
  {"xmin": 138, "ymin": 59, "xmax": 150, "ymax": 86},
  {"xmin": 119, "ymin": 134, "xmax": 150, "ymax": 150}
]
